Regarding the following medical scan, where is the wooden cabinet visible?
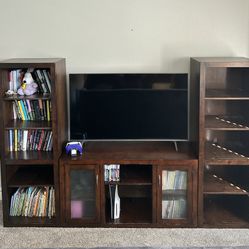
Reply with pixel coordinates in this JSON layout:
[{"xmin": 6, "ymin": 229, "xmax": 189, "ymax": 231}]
[
  {"xmin": 59, "ymin": 141, "xmax": 198, "ymax": 227},
  {"xmin": 191, "ymin": 57, "xmax": 249, "ymax": 228},
  {"xmin": 157, "ymin": 162, "xmax": 197, "ymax": 227},
  {"xmin": 60, "ymin": 163, "xmax": 101, "ymax": 225},
  {"xmin": 0, "ymin": 58, "xmax": 67, "ymax": 227}
]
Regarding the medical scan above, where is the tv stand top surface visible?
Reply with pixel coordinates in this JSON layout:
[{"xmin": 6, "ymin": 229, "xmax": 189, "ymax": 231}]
[{"xmin": 61, "ymin": 141, "xmax": 197, "ymax": 163}]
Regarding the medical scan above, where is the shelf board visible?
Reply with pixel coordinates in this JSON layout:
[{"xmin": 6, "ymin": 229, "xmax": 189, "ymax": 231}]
[
  {"xmin": 61, "ymin": 141, "xmax": 197, "ymax": 162},
  {"xmin": 8, "ymin": 168, "xmax": 54, "ymax": 187},
  {"xmin": 205, "ymin": 89, "xmax": 249, "ymax": 100},
  {"xmin": 205, "ymin": 143, "xmax": 249, "ymax": 165},
  {"xmin": 203, "ymin": 174, "xmax": 248, "ymax": 195},
  {"xmin": 205, "ymin": 115, "xmax": 249, "ymax": 130},
  {"xmin": 204, "ymin": 201, "xmax": 249, "ymax": 228},
  {"xmin": 5, "ymin": 151, "xmax": 53, "ymax": 165},
  {"xmin": 5, "ymin": 120, "xmax": 52, "ymax": 130},
  {"xmin": 3, "ymin": 94, "xmax": 51, "ymax": 101},
  {"xmin": 105, "ymin": 180, "xmax": 152, "ymax": 186},
  {"xmin": 106, "ymin": 198, "xmax": 152, "ymax": 224},
  {"xmin": 162, "ymin": 189, "xmax": 187, "ymax": 198},
  {"xmin": 7, "ymin": 216, "xmax": 56, "ymax": 227}
]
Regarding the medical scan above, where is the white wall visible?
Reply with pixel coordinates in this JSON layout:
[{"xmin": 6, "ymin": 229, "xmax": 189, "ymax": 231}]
[
  {"xmin": 0, "ymin": 0, "xmax": 248, "ymax": 199},
  {"xmin": 0, "ymin": 0, "xmax": 248, "ymax": 73}
]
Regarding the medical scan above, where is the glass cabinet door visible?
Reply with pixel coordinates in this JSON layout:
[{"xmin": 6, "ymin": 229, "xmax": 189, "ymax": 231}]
[
  {"xmin": 65, "ymin": 165, "xmax": 100, "ymax": 224},
  {"xmin": 161, "ymin": 170, "xmax": 188, "ymax": 220},
  {"xmin": 157, "ymin": 163, "xmax": 197, "ymax": 227}
]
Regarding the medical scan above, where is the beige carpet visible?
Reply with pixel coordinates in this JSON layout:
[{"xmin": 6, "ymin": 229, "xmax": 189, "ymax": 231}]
[{"xmin": 1, "ymin": 202, "xmax": 249, "ymax": 249}]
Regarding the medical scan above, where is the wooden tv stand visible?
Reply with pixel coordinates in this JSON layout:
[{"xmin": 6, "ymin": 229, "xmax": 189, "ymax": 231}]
[{"xmin": 59, "ymin": 141, "xmax": 198, "ymax": 227}]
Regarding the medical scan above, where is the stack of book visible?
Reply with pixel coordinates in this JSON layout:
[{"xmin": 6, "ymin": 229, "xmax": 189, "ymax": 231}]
[
  {"xmin": 104, "ymin": 164, "xmax": 120, "ymax": 182},
  {"xmin": 9, "ymin": 186, "xmax": 55, "ymax": 218},
  {"xmin": 162, "ymin": 198, "xmax": 187, "ymax": 219},
  {"xmin": 8, "ymin": 129, "xmax": 53, "ymax": 152},
  {"xmin": 12, "ymin": 99, "xmax": 51, "ymax": 121},
  {"xmin": 8, "ymin": 69, "xmax": 23, "ymax": 92},
  {"xmin": 161, "ymin": 170, "xmax": 187, "ymax": 219},
  {"xmin": 162, "ymin": 170, "xmax": 187, "ymax": 190},
  {"xmin": 8, "ymin": 69, "xmax": 52, "ymax": 94}
]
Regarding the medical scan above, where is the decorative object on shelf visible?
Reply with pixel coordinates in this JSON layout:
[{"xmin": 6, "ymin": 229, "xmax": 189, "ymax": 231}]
[
  {"xmin": 17, "ymin": 72, "xmax": 38, "ymax": 96},
  {"xmin": 65, "ymin": 141, "xmax": 83, "ymax": 156},
  {"xmin": 104, "ymin": 164, "xmax": 120, "ymax": 182},
  {"xmin": 109, "ymin": 183, "xmax": 120, "ymax": 220},
  {"xmin": 5, "ymin": 89, "xmax": 16, "ymax": 96}
]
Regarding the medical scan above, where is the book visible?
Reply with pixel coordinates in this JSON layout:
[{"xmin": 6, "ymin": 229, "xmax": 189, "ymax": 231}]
[
  {"xmin": 46, "ymin": 100, "xmax": 50, "ymax": 121},
  {"xmin": 17, "ymin": 101, "xmax": 25, "ymax": 120},
  {"xmin": 9, "ymin": 130, "xmax": 13, "ymax": 152},
  {"xmin": 14, "ymin": 129, "xmax": 18, "ymax": 151},
  {"xmin": 36, "ymin": 69, "xmax": 49, "ymax": 93},
  {"xmin": 22, "ymin": 130, "xmax": 28, "ymax": 151},
  {"xmin": 42, "ymin": 70, "xmax": 52, "ymax": 93}
]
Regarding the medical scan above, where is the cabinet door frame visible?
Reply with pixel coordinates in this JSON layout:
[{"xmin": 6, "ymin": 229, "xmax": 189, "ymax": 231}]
[
  {"xmin": 64, "ymin": 163, "xmax": 101, "ymax": 226},
  {"xmin": 156, "ymin": 161, "xmax": 197, "ymax": 227}
]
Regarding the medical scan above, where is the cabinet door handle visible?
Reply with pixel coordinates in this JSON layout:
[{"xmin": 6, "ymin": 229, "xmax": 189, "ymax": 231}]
[
  {"xmin": 96, "ymin": 174, "xmax": 99, "ymax": 186},
  {"xmin": 158, "ymin": 175, "xmax": 161, "ymax": 186}
]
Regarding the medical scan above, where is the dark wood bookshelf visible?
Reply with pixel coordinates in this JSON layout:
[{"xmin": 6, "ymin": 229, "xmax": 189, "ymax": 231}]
[
  {"xmin": 0, "ymin": 58, "xmax": 67, "ymax": 227},
  {"xmin": 191, "ymin": 57, "xmax": 249, "ymax": 228}
]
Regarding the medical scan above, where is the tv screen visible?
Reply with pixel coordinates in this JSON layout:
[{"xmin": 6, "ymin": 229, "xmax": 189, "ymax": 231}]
[{"xmin": 70, "ymin": 74, "xmax": 188, "ymax": 141}]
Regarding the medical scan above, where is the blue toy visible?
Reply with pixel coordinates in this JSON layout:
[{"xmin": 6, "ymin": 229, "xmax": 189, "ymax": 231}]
[{"xmin": 66, "ymin": 142, "xmax": 83, "ymax": 156}]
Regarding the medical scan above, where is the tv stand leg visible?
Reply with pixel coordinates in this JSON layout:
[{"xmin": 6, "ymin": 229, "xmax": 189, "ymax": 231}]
[{"xmin": 173, "ymin": 141, "xmax": 178, "ymax": 152}]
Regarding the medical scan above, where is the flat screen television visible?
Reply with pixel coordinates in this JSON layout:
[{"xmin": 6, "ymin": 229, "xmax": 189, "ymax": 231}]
[{"xmin": 69, "ymin": 74, "xmax": 188, "ymax": 141}]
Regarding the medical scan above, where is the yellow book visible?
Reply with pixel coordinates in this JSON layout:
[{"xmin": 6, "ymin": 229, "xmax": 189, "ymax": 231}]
[
  {"xmin": 17, "ymin": 101, "xmax": 25, "ymax": 120},
  {"xmin": 46, "ymin": 100, "xmax": 50, "ymax": 121}
]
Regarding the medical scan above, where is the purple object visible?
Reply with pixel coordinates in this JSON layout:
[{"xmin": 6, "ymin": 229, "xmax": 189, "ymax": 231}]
[
  {"xmin": 71, "ymin": 200, "xmax": 84, "ymax": 218},
  {"xmin": 66, "ymin": 142, "xmax": 83, "ymax": 155}
]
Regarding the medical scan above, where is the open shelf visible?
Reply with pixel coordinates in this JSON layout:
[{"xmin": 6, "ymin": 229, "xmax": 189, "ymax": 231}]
[
  {"xmin": 203, "ymin": 196, "xmax": 249, "ymax": 228},
  {"xmin": 205, "ymin": 89, "xmax": 249, "ymax": 100},
  {"xmin": 105, "ymin": 197, "xmax": 152, "ymax": 224},
  {"xmin": 205, "ymin": 115, "xmax": 249, "ymax": 130},
  {"xmin": 205, "ymin": 143, "xmax": 249, "ymax": 165},
  {"xmin": 7, "ymin": 166, "xmax": 54, "ymax": 187},
  {"xmin": 5, "ymin": 151, "xmax": 53, "ymax": 165},
  {"xmin": 105, "ymin": 164, "xmax": 152, "ymax": 186},
  {"xmin": 203, "ymin": 173, "xmax": 248, "ymax": 195}
]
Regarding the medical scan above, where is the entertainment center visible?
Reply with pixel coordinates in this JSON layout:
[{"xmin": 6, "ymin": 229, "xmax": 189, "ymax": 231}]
[{"xmin": 1, "ymin": 57, "xmax": 249, "ymax": 228}]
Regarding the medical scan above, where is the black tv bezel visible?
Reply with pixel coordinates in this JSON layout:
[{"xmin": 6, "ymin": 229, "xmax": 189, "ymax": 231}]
[{"xmin": 69, "ymin": 73, "xmax": 189, "ymax": 142}]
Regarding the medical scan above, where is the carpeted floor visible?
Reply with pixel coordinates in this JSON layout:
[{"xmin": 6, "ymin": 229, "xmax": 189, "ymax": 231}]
[{"xmin": 1, "ymin": 202, "xmax": 249, "ymax": 248}]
